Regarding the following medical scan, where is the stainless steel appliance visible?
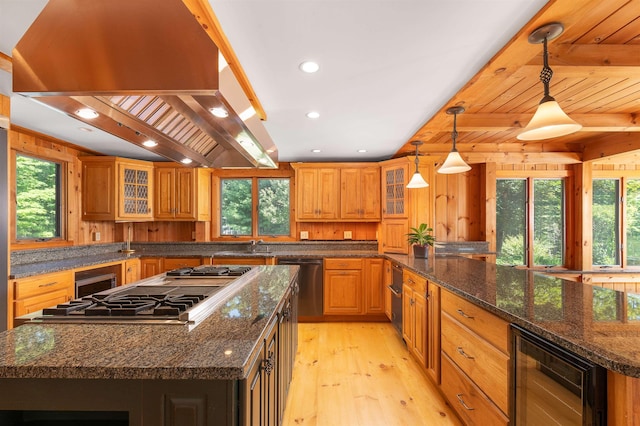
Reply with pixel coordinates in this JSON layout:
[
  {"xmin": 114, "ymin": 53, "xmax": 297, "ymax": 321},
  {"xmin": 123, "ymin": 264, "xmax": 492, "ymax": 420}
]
[
  {"xmin": 27, "ymin": 265, "xmax": 256, "ymax": 326},
  {"xmin": 511, "ymin": 325, "xmax": 606, "ymax": 425},
  {"xmin": 75, "ymin": 271, "xmax": 116, "ymax": 298},
  {"xmin": 277, "ymin": 258, "xmax": 323, "ymax": 318},
  {"xmin": 388, "ymin": 263, "xmax": 403, "ymax": 336}
]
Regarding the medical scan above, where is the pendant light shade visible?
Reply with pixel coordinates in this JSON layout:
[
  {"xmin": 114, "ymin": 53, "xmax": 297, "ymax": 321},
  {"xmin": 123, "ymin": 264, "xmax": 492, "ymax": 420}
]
[
  {"xmin": 517, "ymin": 23, "xmax": 581, "ymax": 141},
  {"xmin": 438, "ymin": 106, "xmax": 471, "ymax": 174},
  {"xmin": 406, "ymin": 141, "xmax": 429, "ymax": 188}
]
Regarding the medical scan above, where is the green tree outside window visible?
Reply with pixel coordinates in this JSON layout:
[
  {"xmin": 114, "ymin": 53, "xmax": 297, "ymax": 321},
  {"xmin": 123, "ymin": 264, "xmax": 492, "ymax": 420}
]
[{"xmin": 16, "ymin": 154, "xmax": 61, "ymax": 240}]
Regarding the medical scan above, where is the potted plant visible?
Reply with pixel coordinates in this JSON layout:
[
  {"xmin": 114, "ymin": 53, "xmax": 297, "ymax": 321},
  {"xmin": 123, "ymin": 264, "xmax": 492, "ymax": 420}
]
[{"xmin": 407, "ymin": 223, "xmax": 435, "ymax": 258}]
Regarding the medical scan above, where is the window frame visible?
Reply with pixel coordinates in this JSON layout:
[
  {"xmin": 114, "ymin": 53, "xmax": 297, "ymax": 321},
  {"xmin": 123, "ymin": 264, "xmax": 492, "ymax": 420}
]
[
  {"xmin": 213, "ymin": 168, "xmax": 295, "ymax": 241},
  {"xmin": 10, "ymin": 148, "xmax": 69, "ymax": 247},
  {"xmin": 591, "ymin": 171, "xmax": 640, "ymax": 270},
  {"xmin": 496, "ymin": 170, "xmax": 571, "ymax": 269}
]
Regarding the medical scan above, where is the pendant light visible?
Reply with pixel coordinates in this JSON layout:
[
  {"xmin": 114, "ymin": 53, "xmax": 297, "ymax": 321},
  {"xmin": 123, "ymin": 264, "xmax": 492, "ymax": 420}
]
[
  {"xmin": 438, "ymin": 106, "xmax": 471, "ymax": 174},
  {"xmin": 406, "ymin": 141, "xmax": 429, "ymax": 188},
  {"xmin": 517, "ymin": 23, "xmax": 581, "ymax": 141}
]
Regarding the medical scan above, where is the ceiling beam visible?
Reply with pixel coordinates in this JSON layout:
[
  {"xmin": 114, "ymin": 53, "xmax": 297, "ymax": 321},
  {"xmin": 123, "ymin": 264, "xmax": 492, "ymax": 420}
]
[
  {"xmin": 543, "ymin": 44, "xmax": 640, "ymax": 67},
  {"xmin": 582, "ymin": 133, "xmax": 640, "ymax": 162},
  {"xmin": 421, "ymin": 113, "xmax": 640, "ymax": 133}
]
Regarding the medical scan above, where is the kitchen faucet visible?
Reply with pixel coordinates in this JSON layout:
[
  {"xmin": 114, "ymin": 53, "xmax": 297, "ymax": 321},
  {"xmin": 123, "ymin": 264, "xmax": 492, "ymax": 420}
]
[{"xmin": 249, "ymin": 239, "xmax": 264, "ymax": 253}]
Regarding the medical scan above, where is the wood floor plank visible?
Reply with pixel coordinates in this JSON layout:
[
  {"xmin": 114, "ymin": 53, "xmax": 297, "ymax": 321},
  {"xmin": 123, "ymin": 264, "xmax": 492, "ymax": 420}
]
[{"xmin": 283, "ymin": 322, "xmax": 462, "ymax": 426}]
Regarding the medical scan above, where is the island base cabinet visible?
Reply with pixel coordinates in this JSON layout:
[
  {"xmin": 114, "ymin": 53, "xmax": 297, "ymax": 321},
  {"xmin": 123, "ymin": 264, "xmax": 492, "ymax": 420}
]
[
  {"xmin": 0, "ymin": 378, "xmax": 236, "ymax": 426},
  {"xmin": 441, "ymin": 354, "xmax": 509, "ymax": 426}
]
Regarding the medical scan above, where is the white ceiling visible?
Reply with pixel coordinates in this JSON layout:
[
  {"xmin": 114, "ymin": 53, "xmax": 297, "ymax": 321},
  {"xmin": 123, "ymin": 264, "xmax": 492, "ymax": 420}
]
[{"xmin": 0, "ymin": 0, "xmax": 549, "ymax": 164}]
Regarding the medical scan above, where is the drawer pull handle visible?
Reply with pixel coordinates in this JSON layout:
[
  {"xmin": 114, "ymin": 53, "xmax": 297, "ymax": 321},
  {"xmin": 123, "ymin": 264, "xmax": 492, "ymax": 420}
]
[
  {"xmin": 38, "ymin": 281, "xmax": 58, "ymax": 288},
  {"xmin": 456, "ymin": 309, "xmax": 474, "ymax": 319},
  {"xmin": 457, "ymin": 347, "xmax": 475, "ymax": 360},
  {"xmin": 456, "ymin": 394, "xmax": 475, "ymax": 411}
]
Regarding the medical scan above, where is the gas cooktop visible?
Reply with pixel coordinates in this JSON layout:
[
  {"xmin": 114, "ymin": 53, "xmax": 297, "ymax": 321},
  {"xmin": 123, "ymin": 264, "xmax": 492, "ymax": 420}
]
[
  {"xmin": 36, "ymin": 285, "xmax": 223, "ymax": 324},
  {"xmin": 166, "ymin": 265, "xmax": 253, "ymax": 278}
]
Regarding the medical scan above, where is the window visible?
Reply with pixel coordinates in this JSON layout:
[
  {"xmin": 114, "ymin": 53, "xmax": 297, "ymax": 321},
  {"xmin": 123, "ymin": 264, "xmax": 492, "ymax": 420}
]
[
  {"xmin": 592, "ymin": 177, "xmax": 640, "ymax": 267},
  {"xmin": 496, "ymin": 178, "xmax": 565, "ymax": 267},
  {"xmin": 15, "ymin": 154, "xmax": 62, "ymax": 240},
  {"xmin": 220, "ymin": 178, "xmax": 291, "ymax": 237}
]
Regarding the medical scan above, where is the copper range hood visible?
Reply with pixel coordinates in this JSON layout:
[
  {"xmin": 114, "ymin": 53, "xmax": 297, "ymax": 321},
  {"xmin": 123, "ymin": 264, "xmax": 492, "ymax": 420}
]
[{"xmin": 12, "ymin": 0, "xmax": 277, "ymax": 168}]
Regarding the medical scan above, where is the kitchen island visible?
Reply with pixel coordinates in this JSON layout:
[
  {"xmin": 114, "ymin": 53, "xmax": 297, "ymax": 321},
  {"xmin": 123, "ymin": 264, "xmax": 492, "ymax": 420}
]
[{"xmin": 0, "ymin": 265, "xmax": 300, "ymax": 425}]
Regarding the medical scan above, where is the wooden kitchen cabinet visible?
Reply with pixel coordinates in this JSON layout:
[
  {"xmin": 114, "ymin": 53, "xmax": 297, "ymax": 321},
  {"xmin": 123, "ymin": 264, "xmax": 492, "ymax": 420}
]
[
  {"xmin": 440, "ymin": 288, "xmax": 510, "ymax": 422},
  {"xmin": 161, "ymin": 257, "xmax": 202, "ymax": 272},
  {"xmin": 381, "ymin": 162, "xmax": 408, "ymax": 218},
  {"xmin": 364, "ymin": 258, "xmax": 384, "ymax": 314},
  {"xmin": 294, "ymin": 166, "xmax": 340, "ymax": 221},
  {"xmin": 123, "ymin": 258, "xmax": 140, "ymax": 284},
  {"xmin": 212, "ymin": 257, "xmax": 276, "ymax": 266},
  {"xmin": 425, "ymin": 281, "xmax": 441, "ymax": 384},
  {"xmin": 81, "ymin": 156, "xmax": 154, "ymax": 221},
  {"xmin": 324, "ymin": 258, "xmax": 363, "ymax": 315},
  {"xmin": 379, "ymin": 157, "xmax": 434, "ymax": 254},
  {"xmin": 380, "ymin": 218, "xmax": 409, "ymax": 254},
  {"xmin": 12, "ymin": 270, "xmax": 74, "ymax": 325},
  {"xmin": 383, "ymin": 259, "xmax": 392, "ymax": 321},
  {"xmin": 402, "ymin": 269, "xmax": 427, "ymax": 365},
  {"xmin": 340, "ymin": 166, "xmax": 381, "ymax": 220},
  {"xmin": 140, "ymin": 257, "xmax": 162, "ymax": 278},
  {"xmin": 154, "ymin": 164, "xmax": 211, "ymax": 221}
]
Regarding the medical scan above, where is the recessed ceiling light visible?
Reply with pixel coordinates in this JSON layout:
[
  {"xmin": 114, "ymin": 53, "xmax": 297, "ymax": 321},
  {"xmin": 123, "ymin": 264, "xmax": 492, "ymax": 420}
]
[
  {"xmin": 357, "ymin": 149, "xmax": 367, "ymax": 153},
  {"xmin": 78, "ymin": 127, "xmax": 93, "ymax": 132},
  {"xmin": 181, "ymin": 158, "xmax": 193, "ymax": 164},
  {"xmin": 311, "ymin": 149, "xmax": 321, "ymax": 153},
  {"xmin": 299, "ymin": 61, "xmax": 320, "ymax": 73},
  {"xmin": 142, "ymin": 140, "xmax": 158, "ymax": 147},
  {"xmin": 76, "ymin": 108, "xmax": 99, "ymax": 119},
  {"xmin": 306, "ymin": 111, "xmax": 320, "ymax": 119},
  {"xmin": 209, "ymin": 107, "xmax": 229, "ymax": 118}
]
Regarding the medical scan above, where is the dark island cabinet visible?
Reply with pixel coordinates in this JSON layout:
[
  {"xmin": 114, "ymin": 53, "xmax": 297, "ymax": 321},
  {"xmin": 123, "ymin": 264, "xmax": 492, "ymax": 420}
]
[{"xmin": 242, "ymin": 283, "xmax": 298, "ymax": 426}]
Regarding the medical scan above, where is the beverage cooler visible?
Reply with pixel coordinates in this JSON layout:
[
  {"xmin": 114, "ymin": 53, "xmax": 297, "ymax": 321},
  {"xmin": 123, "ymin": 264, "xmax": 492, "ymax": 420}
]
[{"xmin": 511, "ymin": 325, "xmax": 607, "ymax": 425}]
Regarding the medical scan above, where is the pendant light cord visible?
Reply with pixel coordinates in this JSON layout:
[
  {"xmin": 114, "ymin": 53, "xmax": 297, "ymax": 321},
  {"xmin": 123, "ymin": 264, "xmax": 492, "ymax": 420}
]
[
  {"xmin": 540, "ymin": 35, "xmax": 554, "ymax": 103},
  {"xmin": 451, "ymin": 112, "xmax": 459, "ymax": 152}
]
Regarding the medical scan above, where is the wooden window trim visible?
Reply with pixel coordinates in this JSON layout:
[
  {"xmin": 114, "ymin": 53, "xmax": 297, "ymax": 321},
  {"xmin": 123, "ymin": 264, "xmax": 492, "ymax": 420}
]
[{"xmin": 10, "ymin": 149, "xmax": 71, "ymax": 250}]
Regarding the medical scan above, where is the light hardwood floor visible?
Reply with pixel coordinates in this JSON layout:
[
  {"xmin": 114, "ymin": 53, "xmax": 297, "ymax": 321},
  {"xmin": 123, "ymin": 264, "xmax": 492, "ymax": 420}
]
[{"xmin": 282, "ymin": 322, "xmax": 462, "ymax": 426}]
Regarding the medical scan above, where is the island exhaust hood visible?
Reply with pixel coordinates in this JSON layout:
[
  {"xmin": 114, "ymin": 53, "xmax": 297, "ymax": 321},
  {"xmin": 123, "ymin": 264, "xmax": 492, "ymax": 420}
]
[{"xmin": 12, "ymin": 0, "xmax": 277, "ymax": 168}]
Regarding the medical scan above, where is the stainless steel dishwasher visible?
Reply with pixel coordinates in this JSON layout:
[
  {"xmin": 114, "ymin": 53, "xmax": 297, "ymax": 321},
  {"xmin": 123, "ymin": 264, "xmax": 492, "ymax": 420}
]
[{"xmin": 277, "ymin": 258, "xmax": 323, "ymax": 317}]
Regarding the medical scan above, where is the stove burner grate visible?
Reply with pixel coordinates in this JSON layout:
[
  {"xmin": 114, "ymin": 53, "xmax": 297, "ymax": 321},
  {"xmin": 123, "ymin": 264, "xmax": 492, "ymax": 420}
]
[{"xmin": 43, "ymin": 292, "xmax": 209, "ymax": 318}]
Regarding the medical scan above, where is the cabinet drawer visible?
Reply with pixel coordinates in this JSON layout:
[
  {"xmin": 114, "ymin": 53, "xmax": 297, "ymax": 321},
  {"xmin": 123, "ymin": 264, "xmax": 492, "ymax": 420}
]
[
  {"xmin": 13, "ymin": 270, "xmax": 73, "ymax": 300},
  {"xmin": 441, "ymin": 312, "xmax": 509, "ymax": 414},
  {"xmin": 324, "ymin": 258, "xmax": 362, "ymax": 270},
  {"xmin": 441, "ymin": 289, "xmax": 509, "ymax": 354},
  {"xmin": 162, "ymin": 257, "xmax": 202, "ymax": 271},
  {"xmin": 403, "ymin": 269, "xmax": 426, "ymax": 294},
  {"xmin": 14, "ymin": 288, "xmax": 71, "ymax": 317},
  {"xmin": 441, "ymin": 353, "xmax": 509, "ymax": 426}
]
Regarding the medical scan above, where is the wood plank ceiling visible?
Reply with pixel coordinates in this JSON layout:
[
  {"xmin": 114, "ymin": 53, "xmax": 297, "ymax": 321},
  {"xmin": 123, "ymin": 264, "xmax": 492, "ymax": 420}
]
[{"xmin": 396, "ymin": 0, "xmax": 640, "ymax": 166}]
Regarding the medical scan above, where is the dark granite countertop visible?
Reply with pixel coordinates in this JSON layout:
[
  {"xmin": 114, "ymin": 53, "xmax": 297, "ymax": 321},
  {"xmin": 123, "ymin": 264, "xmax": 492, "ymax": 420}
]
[
  {"xmin": 7, "ymin": 246, "xmax": 640, "ymax": 380},
  {"xmin": 387, "ymin": 254, "xmax": 640, "ymax": 378},
  {"xmin": 0, "ymin": 265, "xmax": 298, "ymax": 381},
  {"xmin": 9, "ymin": 248, "xmax": 379, "ymax": 279}
]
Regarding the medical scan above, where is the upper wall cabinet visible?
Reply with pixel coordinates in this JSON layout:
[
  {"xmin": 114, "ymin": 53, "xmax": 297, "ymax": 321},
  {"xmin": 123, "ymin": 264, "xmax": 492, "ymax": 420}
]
[
  {"xmin": 292, "ymin": 163, "xmax": 381, "ymax": 222},
  {"xmin": 154, "ymin": 164, "xmax": 211, "ymax": 221},
  {"xmin": 381, "ymin": 162, "xmax": 408, "ymax": 218},
  {"xmin": 379, "ymin": 157, "xmax": 434, "ymax": 254},
  {"xmin": 294, "ymin": 166, "xmax": 340, "ymax": 221},
  {"xmin": 81, "ymin": 156, "xmax": 154, "ymax": 221},
  {"xmin": 340, "ymin": 166, "xmax": 381, "ymax": 221}
]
